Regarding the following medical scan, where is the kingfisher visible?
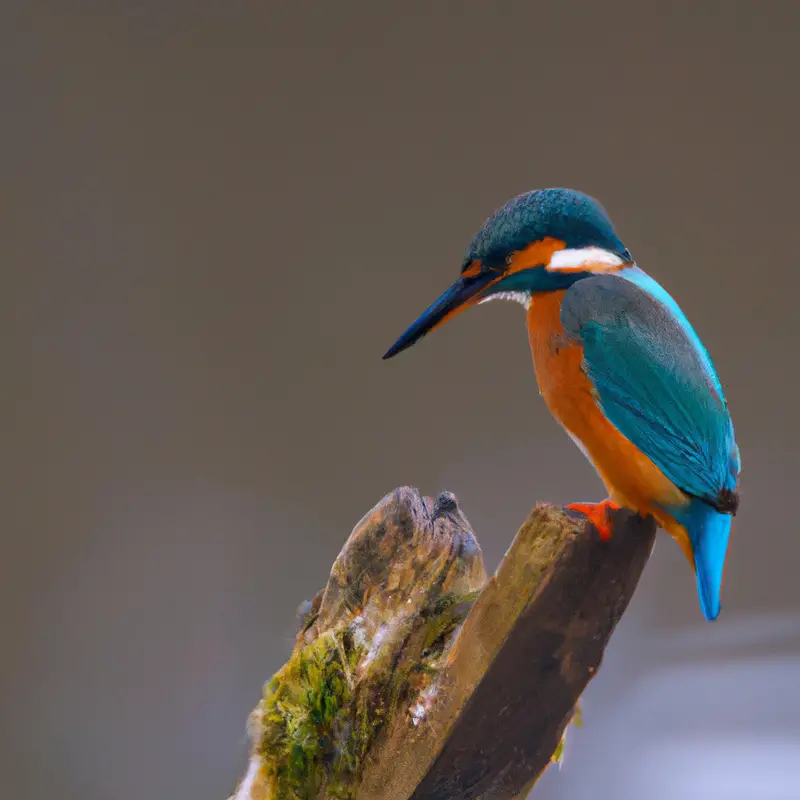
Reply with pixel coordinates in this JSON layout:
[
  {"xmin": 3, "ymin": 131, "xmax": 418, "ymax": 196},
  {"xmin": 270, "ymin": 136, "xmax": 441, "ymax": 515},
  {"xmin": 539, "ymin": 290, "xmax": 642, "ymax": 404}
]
[{"xmin": 383, "ymin": 188, "xmax": 740, "ymax": 621}]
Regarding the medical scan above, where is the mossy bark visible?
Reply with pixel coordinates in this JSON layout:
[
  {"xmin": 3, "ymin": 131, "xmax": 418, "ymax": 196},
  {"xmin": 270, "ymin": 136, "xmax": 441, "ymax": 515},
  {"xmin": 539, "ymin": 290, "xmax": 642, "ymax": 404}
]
[{"xmin": 230, "ymin": 487, "xmax": 655, "ymax": 800}]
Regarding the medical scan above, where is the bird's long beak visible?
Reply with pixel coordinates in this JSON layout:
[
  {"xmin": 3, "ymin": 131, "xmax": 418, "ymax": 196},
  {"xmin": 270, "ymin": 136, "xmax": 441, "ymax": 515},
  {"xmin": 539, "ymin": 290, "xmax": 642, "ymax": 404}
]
[{"xmin": 382, "ymin": 270, "xmax": 500, "ymax": 359}]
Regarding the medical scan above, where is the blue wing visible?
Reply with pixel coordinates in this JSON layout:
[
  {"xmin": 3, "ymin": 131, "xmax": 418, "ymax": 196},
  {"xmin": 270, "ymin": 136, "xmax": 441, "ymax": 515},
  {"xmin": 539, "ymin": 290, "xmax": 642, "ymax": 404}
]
[{"xmin": 560, "ymin": 269, "xmax": 739, "ymax": 505}]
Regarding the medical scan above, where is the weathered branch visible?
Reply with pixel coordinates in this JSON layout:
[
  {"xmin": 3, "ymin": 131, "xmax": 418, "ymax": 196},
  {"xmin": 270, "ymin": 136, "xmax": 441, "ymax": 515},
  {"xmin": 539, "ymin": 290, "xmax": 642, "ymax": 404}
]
[{"xmin": 230, "ymin": 487, "xmax": 655, "ymax": 800}]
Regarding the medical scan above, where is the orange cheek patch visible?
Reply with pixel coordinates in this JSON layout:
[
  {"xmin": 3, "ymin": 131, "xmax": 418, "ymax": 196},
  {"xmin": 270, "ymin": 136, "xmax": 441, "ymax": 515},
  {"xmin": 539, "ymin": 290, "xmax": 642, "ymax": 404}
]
[
  {"xmin": 506, "ymin": 237, "xmax": 567, "ymax": 276},
  {"xmin": 460, "ymin": 260, "xmax": 483, "ymax": 278}
]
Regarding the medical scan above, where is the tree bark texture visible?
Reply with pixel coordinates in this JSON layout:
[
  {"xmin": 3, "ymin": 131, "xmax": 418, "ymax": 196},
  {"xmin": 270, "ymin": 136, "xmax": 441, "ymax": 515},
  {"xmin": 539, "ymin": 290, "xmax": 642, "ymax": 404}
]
[{"xmin": 229, "ymin": 487, "xmax": 656, "ymax": 800}]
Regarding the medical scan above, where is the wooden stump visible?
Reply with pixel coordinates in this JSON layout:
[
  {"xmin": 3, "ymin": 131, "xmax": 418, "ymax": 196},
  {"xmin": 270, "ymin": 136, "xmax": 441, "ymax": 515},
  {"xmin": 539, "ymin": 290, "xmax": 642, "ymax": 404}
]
[{"xmin": 230, "ymin": 487, "xmax": 656, "ymax": 800}]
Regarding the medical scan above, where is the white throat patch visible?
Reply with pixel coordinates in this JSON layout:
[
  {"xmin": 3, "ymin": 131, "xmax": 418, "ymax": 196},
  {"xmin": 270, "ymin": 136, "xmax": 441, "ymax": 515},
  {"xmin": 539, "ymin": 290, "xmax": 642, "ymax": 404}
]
[{"xmin": 478, "ymin": 290, "xmax": 531, "ymax": 309}]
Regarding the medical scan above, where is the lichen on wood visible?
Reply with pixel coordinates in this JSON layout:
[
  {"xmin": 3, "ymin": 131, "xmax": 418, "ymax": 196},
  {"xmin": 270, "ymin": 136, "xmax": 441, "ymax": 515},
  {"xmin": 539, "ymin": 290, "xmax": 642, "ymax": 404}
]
[{"xmin": 230, "ymin": 488, "xmax": 656, "ymax": 800}]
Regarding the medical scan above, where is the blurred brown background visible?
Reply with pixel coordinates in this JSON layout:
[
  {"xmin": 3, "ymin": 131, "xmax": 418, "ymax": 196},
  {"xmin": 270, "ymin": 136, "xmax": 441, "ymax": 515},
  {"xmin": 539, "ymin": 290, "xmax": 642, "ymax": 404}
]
[{"xmin": 3, "ymin": 2, "xmax": 799, "ymax": 798}]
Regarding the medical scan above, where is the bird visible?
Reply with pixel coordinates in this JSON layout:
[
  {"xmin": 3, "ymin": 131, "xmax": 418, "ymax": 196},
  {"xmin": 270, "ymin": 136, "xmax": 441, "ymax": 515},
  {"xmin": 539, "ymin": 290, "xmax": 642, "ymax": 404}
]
[{"xmin": 382, "ymin": 188, "xmax": 740, "ymax": 621}]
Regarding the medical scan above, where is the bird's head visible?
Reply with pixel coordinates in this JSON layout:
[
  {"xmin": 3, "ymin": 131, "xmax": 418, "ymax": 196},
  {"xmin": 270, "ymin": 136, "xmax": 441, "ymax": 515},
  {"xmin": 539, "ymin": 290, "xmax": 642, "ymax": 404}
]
[{"xmin": 383, "ymin": 188, "xmax": 634, "ymax": 359}]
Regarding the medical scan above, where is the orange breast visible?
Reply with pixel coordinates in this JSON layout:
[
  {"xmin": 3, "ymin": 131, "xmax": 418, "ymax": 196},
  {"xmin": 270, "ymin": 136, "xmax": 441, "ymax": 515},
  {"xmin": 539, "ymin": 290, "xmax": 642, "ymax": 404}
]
[{"xmin": 526, "ymin": 291, "xmax": 687, "ymax": 522}]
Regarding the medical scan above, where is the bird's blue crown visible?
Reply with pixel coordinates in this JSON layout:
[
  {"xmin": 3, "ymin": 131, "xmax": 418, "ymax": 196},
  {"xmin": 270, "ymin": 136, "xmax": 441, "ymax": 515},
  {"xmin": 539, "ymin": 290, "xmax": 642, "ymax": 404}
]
[{"xmin": 463, "ymin": 188, "xmax": 630, "ymax": 270}]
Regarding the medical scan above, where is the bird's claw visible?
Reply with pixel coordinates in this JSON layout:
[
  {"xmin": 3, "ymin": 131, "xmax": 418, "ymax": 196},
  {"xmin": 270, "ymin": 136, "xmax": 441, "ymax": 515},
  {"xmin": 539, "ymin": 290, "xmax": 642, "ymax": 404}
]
[{"xmin": 565, "ymin": 500, "xmax": 621, "ymax": 542}]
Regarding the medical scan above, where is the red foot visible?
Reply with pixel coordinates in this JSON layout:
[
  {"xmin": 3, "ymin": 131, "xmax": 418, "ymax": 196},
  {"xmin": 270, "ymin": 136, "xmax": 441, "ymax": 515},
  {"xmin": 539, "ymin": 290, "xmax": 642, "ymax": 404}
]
[{"xmin": 566, "ymin": 500, "xmax": 621, "ymax": 542}]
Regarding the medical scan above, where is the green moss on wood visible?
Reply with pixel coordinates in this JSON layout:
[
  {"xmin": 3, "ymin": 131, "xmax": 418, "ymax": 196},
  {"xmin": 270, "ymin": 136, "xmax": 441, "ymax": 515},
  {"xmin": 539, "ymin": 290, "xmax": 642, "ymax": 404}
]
[
  {"xmin": 235, "ymin": 491, "xmax": 655, "ymax": 800},
  {"xmin": 256, "ymin": 586, "xmax": 479, "ymax": 800},
  {"xmin": 259, "ymin": 630, "xmax": 359, "ymax": 798}
]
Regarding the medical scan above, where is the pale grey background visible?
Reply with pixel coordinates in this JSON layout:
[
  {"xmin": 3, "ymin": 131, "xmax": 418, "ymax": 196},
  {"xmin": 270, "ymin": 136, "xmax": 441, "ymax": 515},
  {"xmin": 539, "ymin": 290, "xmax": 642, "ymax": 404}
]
[{"xmin": 3, "ymin": 3, "xmax": 799, "ymax": 799}]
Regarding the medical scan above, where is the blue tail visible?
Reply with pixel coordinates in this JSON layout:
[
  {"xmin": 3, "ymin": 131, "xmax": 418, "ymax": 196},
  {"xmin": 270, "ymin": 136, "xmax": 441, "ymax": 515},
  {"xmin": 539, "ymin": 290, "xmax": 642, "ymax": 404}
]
[{"xmin": 678, "ymin": 501, "xmax": 732, "ymax": 621}]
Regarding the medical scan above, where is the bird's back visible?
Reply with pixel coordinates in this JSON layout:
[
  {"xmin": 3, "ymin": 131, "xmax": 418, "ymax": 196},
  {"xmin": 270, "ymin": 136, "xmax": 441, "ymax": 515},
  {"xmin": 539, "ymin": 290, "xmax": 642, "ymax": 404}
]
[{"xmin": 559, "ymin": 268, "xmax": 740, "ymax": 509}]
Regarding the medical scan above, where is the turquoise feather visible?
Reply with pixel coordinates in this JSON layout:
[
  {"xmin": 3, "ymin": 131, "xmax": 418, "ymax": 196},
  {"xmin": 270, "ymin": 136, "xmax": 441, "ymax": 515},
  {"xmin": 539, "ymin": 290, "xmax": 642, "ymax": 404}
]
[
  {"xmin": 560, "ymin": 270, "xmax": 739, "ymax": 504},
  {"xmin": 560, "ymin": 269, "xmax": 740, "ymax": 621}
]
